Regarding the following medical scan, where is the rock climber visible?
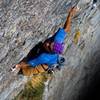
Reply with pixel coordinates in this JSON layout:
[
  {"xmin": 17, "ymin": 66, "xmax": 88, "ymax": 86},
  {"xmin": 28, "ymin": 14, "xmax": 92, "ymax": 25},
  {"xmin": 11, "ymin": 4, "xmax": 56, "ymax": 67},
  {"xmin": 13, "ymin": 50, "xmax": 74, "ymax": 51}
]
[{"xmin": 12, "ymin": 6, "xmax": 79, "ymax": 73}]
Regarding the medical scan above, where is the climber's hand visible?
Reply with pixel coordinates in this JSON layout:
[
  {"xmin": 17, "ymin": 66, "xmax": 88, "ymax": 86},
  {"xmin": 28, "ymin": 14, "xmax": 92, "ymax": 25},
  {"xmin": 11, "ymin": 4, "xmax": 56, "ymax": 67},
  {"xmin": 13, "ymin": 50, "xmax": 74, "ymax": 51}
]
[{"xmin": 69, "ymin": 6, "xmax": 79, "ymax": 17}]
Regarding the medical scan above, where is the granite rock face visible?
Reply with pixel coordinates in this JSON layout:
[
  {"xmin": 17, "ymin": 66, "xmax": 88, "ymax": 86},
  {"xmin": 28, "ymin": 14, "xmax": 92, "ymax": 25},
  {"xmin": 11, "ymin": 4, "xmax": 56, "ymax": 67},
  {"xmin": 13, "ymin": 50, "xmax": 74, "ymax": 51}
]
[{"xmin": 0, "ymin": 0, "xmax": 100, "ymax": 100}]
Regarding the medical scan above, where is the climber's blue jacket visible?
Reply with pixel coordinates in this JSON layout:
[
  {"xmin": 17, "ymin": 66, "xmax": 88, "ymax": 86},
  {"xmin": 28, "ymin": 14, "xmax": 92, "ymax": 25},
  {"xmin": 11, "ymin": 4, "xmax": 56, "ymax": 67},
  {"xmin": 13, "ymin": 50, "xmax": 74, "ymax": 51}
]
[
  {"xmin": 54, "ymin": 28, "xmax": 67, "ymax": 43},
  {"xmin": 28, "ymin": 28, "xmax": 67, "ymax": 67}
]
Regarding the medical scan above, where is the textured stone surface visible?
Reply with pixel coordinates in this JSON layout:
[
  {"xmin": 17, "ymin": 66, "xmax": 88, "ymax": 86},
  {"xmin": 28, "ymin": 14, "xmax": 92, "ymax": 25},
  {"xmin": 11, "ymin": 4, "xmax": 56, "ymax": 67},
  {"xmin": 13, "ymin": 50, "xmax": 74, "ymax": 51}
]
[
  {"xmin": 0, "ymin": 0, "xmax": 100, "ymax": 100},
  {"xmin": 44, "ymin": 0, "xmax": 100, "ymax": 100}
]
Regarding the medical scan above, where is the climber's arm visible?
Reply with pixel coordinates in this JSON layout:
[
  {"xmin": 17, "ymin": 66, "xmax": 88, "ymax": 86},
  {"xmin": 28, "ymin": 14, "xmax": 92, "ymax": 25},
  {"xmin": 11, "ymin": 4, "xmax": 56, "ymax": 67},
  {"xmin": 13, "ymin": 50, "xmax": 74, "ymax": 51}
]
[
  {"xmin": 63, "ymin": 12, "xmax": 72, "ymax": 33},
  {"xmin": 64, "ymin": 7, "xmax": 78, "ymax": 33}
]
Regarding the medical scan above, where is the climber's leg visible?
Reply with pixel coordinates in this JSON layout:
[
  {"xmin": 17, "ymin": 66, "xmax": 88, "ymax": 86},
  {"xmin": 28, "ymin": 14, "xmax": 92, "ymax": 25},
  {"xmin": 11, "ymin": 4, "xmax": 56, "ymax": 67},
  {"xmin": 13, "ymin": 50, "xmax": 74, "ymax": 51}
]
[{"xmin": 11, "ymin": 62, "xmax": 29, "ymax": 71}]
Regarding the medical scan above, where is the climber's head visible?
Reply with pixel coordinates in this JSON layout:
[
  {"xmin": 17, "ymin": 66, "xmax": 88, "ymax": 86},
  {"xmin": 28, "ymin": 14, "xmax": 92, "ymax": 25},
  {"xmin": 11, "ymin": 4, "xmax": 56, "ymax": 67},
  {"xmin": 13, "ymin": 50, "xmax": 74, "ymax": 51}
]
[{"xmin": 43, "ymin": 40, "xmax": 64, "ymax": 54}]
